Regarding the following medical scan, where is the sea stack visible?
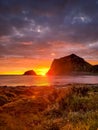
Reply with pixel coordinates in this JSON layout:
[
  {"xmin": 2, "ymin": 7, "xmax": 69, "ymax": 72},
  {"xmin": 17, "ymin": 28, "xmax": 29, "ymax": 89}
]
[
  {"xmin": 24, "ymin": 70, "xmax": 37, "ymax": 75},
  {"xmin": 47, "ymin": 54, "xmax": 97, "ymax": 75}
]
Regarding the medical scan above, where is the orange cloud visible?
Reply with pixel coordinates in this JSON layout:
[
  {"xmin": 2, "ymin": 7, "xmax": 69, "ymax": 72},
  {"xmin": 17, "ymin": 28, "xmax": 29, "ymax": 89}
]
[
  {"xmin": 0, "ymin": 57, "xmax": 51, "ymax": 75},
  {"xmin": 87, "ymin": 60, "xmax": 98, "ymax": 65}
]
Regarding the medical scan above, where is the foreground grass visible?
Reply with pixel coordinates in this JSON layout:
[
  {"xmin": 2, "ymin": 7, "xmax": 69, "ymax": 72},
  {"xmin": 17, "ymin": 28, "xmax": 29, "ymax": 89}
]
[{"xmin": 0, "ymin": 84, "xmax": 98, "ymax": 130}]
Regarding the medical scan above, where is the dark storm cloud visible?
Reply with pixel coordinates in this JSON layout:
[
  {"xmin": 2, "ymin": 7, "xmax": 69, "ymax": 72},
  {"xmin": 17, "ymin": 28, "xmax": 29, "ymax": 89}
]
[
  {"xmin": 0, "ymin": 0, "xmax": 68, "ymax": 14},
  {"xmin": 0, "ymin": 0, "xmax": 98, "ymax": 59}
]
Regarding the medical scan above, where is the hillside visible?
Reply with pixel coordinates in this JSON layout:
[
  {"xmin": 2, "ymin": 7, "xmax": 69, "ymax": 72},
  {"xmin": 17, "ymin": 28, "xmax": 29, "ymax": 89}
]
[{"xmin": 47, "ymin": 54, "xmax": 98, "ymax": 75}]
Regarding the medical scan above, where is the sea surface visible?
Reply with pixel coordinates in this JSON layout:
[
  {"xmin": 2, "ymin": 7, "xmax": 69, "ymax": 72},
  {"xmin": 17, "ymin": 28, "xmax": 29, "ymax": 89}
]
[{"xmin": 0, "ymin": 75, "xmax": 98, "ymax": 86}]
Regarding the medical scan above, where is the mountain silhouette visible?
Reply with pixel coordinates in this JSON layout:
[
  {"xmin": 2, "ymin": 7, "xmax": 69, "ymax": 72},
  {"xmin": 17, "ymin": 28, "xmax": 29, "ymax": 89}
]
[
  {"xmin": 47, "ymin": 54, "xmax": 98, "ymax": 75},
  {"xmin": 93, "ymin": 65, "xmax": 98, "ymax": 72},
  {"xmin": 24, "ymin": 70, "xmax": 37, "ymax": 75}
]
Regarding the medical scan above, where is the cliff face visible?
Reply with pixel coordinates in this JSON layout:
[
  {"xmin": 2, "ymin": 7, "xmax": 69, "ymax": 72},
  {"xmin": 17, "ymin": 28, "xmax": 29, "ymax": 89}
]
[
  {"xmin": 24, "ymin": 70, "xmax": 36, "ymax": 75},
  {"xmin": 93, "ymin": 65, "xmax": 98, "ymax": 73},
  {"xmin": 47, "ymin": 54, "xmax": 98, "ymax": 75}
]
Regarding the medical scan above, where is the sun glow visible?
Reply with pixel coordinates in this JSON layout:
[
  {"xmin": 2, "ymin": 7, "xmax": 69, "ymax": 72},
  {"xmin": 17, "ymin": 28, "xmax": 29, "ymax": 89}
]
[
  {"xmin": 0, "ymin": 71, "xmax": 23, "ymax": 75},
  {"xmin": 35, "ymin": 68, "xmax": 49, "ymax": 76}
]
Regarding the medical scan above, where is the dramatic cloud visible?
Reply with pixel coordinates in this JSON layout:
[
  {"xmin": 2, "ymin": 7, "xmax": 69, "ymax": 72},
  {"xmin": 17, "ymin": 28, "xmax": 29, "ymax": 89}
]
[{"xmin": 0, "ymin": 0, "xmax": 98, "ymax": 74}]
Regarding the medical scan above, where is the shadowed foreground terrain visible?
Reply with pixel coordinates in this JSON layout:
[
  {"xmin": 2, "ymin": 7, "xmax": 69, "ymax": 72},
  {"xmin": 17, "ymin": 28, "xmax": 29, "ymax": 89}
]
[{"xmin": 0, "ymin": 84, "xmax": 98, "ymax": 130}]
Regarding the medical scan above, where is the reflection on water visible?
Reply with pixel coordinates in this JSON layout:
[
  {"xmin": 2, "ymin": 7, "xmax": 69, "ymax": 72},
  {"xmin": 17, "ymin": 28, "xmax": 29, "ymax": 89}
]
[
  {"xmin": 0, "ymin": 75, "xmax": 51, "ymax": 86},
  {"xmin": 32, "ymin": 76, "xmax": 51, "ymax": 86},
  {"xmin": 0, "ymin": 75, "xmax": 98, "ymax": 86}
]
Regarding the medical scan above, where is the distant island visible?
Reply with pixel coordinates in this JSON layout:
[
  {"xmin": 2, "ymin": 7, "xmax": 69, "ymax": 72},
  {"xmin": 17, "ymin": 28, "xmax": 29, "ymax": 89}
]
[
  {"xmin": 24, "ymin": 54, "xmax": 98, "ymax": 76},
  {"xmin": 24, "ymin": 70, "xmax": 37, "ymax": 75},
  {"xmin": 47, "ymin": 54, "xmax": 98, "ymax": 75}
]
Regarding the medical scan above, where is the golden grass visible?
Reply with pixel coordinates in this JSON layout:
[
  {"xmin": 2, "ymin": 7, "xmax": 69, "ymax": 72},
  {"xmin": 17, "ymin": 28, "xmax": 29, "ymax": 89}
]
[{"xmin": 0, "ymin": 84, "xmax": 98, "ymax": 130}]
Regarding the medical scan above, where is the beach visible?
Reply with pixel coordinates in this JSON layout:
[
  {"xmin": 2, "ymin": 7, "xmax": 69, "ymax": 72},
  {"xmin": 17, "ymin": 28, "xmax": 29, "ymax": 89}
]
[
  {"xmin": 0, "ymin": 84, "xmax": 98, "ymax": 130},
  {"xmin": 1, "ymin": 0, "xmax": 98, "ymax": 129}
]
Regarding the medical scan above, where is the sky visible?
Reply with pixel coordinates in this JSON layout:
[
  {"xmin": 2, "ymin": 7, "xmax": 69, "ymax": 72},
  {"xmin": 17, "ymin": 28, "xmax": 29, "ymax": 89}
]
[{"xmin": 0, "ymin": 0, "xmax": 98, "ymax": 75}]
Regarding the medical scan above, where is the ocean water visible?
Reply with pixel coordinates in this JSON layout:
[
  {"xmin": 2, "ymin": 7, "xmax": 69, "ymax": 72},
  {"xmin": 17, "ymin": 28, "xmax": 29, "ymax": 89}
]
[{"xmin": 0, "ymin": 75, "xmax": 98, "ymax": 86}]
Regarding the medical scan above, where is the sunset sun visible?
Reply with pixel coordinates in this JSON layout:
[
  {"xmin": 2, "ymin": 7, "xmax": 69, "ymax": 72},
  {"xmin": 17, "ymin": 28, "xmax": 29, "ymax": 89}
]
[
  {"xmin": 0, "ymin": 0, "xmax": 98, "ymax": 130},
  {"xmin": 35, "ymin": 68, "xmax": 49, "ymax": 76}
]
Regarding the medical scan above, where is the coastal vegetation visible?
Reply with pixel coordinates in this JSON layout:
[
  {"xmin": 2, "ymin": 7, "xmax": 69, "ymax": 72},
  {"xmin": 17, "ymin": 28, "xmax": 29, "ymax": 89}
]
[{"xmin": 0, "ymin": 84, "xmax": 98, "ymax": 130}]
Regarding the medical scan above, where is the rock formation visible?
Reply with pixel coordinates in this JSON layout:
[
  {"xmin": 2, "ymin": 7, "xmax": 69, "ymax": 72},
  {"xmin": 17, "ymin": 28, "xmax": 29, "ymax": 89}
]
[
  {"xmin": 24, "ymin": 70, "xmax": 37, "ymax": 75},
  {"xmin": 47, "ymin": 54, "xmax": 98, "ymax": 75}
]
